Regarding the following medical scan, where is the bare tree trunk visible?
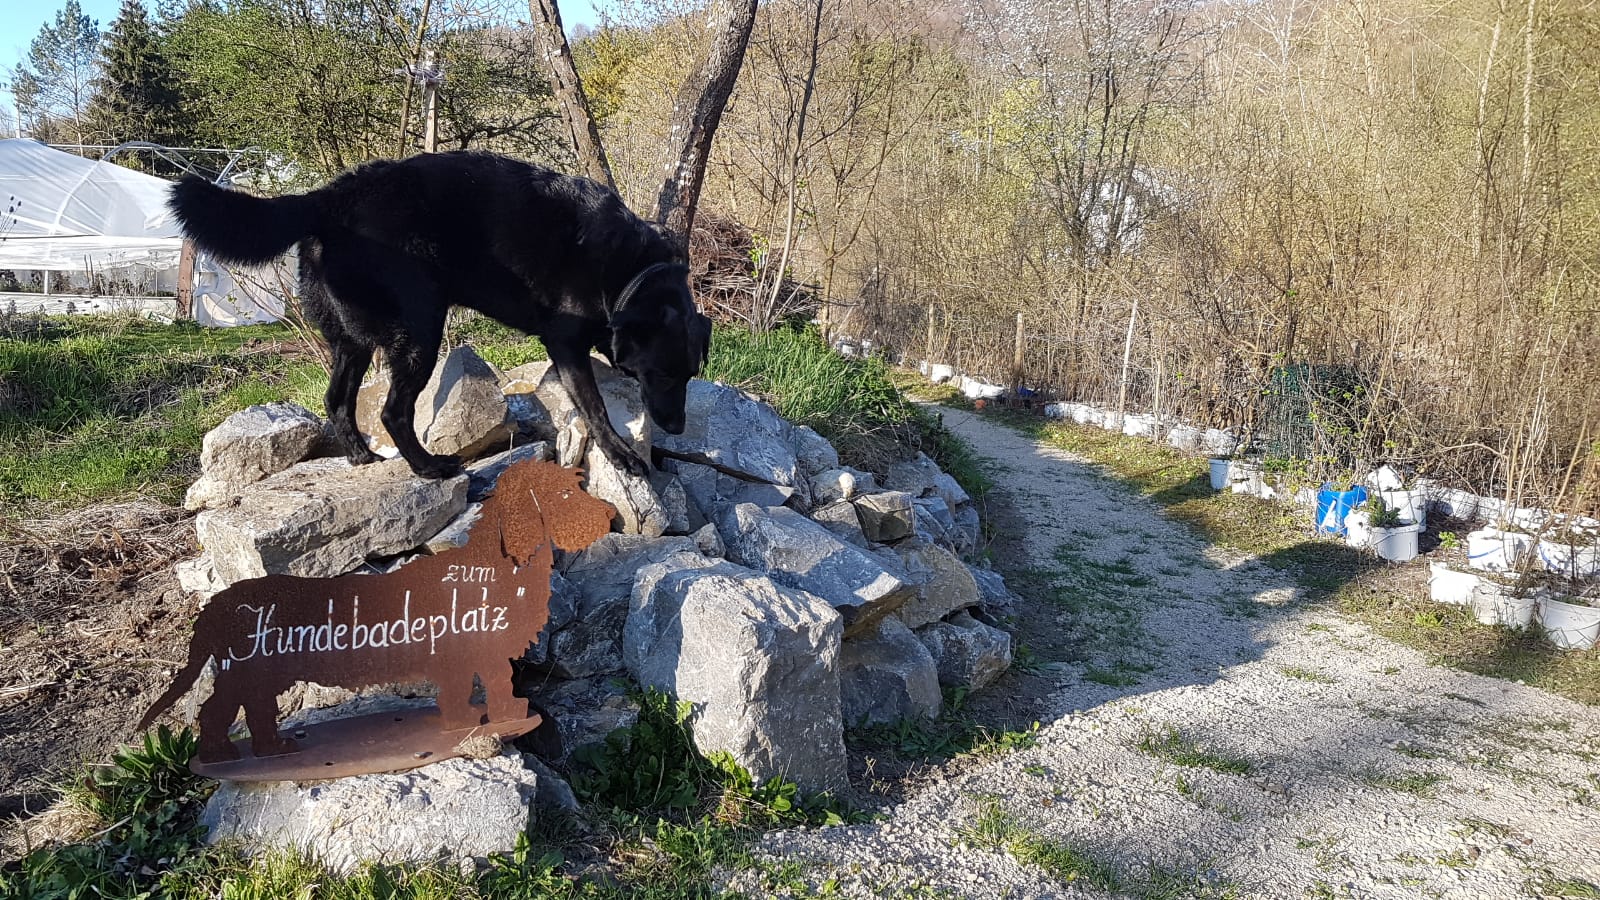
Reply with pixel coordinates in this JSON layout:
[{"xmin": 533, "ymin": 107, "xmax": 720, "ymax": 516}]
[
  {"xmin": 762, "ymin": 0, "xmax": 825, "ymax": 330},
  {"xmin": 529, "ymin": 0, "xmax": 614, "ymax": 189},
  {"xmin": 652, "ymin": 0, "xmax": 759, "ymax": 243}
]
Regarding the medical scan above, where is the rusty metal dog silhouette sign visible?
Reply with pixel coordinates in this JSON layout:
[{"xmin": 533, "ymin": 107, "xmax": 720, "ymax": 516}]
[{"xmin": 139, "ymin": 459, "xmax": 615, "ymax": 781}]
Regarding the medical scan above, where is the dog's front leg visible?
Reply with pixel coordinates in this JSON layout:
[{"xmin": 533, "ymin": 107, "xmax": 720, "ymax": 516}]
[{"xmin": 549, "ymin": 348, "xmax": 650, "ymax": 478}]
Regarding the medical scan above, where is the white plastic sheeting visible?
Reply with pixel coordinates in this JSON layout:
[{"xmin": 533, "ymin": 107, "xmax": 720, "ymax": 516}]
[
  {"xmin": 0, "ymin": 138, "xmax": 181, "ymax": 269},
  {"xmin": 0, "ymin": 139, "xmax": 285, "ymax": 326}
]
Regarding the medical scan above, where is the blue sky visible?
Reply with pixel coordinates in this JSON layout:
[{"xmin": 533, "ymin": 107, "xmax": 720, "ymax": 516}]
[{"xmin": 1, "ymin": 0, "xmax": 602, "ymax": 112}]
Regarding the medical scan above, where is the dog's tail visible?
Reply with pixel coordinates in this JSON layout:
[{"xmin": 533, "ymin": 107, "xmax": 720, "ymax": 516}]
[
  {"xmin": 169, "ymin": 176, "xmax": 316, "ymax": 266},
  {"xmin": 136, "ymin": 638, "xmax": 211, "ymax": 733}
]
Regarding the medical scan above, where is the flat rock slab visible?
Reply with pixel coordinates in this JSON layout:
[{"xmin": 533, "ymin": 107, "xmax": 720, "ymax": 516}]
[
  {"xmin": 196, "ymin": 457, "xmax": 467, "ymax": 585},
  {"xmin": 717, "ymin": 502, "xmax": 911, "ymax": 637},
  {"xmin": 202, "ymin": 750, "xmax": 539, "ymax": 874}
]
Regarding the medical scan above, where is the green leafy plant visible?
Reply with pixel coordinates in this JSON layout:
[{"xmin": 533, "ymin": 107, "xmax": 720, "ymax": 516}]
[{"xmin": 1364, "ymin": 497, "xmax": 1404, "ymax": 528}]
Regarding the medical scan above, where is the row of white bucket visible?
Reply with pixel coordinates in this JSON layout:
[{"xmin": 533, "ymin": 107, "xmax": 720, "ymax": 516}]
[
  {"xmin": 915, "ymin": 361, "xmax": 1007, "ymax": 400},
  {"xmin": 1042, "ymin": 401, "xmax": 1240, "ymax": 457},
  {"xmin": 1428, "ymin": 562, "xmax": 1600, "ymax": 650}
]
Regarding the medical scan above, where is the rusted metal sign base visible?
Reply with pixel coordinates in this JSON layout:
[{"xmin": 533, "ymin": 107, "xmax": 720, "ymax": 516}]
[{"xmin": 190, "ymin": 709, "xmax": 543, "ymax": 782}]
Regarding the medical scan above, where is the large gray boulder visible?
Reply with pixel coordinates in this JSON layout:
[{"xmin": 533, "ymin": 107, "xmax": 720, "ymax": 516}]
[
  {"xmin": 810, "ymin": 501, "xmax": 868, "ymax": 548},
  {"xmin": 201, "ymin": 750, "xmax": 539, "ymax": 874},
  {"xmin": 716, "ymin": 502, "xmax": 911, "ymax": 637},
  {"xmin": 968, "ymin": 565, "xmax": 1021, "ymax": 616},
  {"xmin": 196, "ymin": 457, "xmax": 467, "ymax": 585},
  {"xmin": 840, "ymin": 616, "xmax": 941, "ymax": 726},
  {"xmin": 538, "ymin": 534, "xmax": 701, "ymax": 678},
  {"xmin": 184, "ymin": 402, "xmax": 324, "ymax": 510},
  {"xmin": 670, "ymin": 459, "xmax": 795, "ymax": 520},
  {"xmin": 653, "ymin": 381, "xmax": 799, "ymax": 486},
  {"xmin": 791, "ymin": 425, "xmax": 840, "ymax": 478},
  {"xmin": 355, "ymin": 346, "xmax": 512, "ymax": 461},
  {"xmin": 881, "ymin": 541, "xmax": 982, "ymax": 629},
  {"xmin": 625, "ymin": 554, "xmax": 847, "ymax": 792},
  {"xmin": 915, "ymin": 610, "xmax": 1012, "ymax": 691},
  {"xmin": 524, "ymin": 677, "xmax": 640, "ymax": 764},
  {"xmin": 500, "ymin": 362, "xmax": 557, "ymax": 441}
]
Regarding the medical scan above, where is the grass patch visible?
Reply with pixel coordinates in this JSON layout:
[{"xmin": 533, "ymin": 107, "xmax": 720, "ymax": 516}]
[
  {"xmin": 707, "ymin": 324, "xmax": 989, "ymax": 497},
  {"xmin": 1136, "ymin": 725, "xmax": 1255, "ymax": 775},
  {"xmin": 1360, "ymin": 769, "xmax": 1449, "ymax": 798},
  {"xmin": 0, "ymin": 316, "xmax": 326, "ymax": 510},
  {"xmin": 5, "ymin": 317, "xmax": 987, "ymax": 520},
  {"xmin": 958, "ymin": 798, "xmax": 1120, "ymax": 891},
  {"xmin": 1278, "ymin": 666, "xmax": 1337, "ymax": 684},
  {"xmin": 1015, "ymin": 415, "xmax": 1600, "ymax": 705},
  {"xmin": 848, "ymin": 713, "xmax": 1038, "ymax": 762}
]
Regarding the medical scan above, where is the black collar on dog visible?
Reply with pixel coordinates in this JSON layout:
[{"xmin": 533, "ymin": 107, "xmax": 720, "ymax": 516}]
[{"xmin": 609, "ymin": 262, "xmax": 690, "ymax": 321}]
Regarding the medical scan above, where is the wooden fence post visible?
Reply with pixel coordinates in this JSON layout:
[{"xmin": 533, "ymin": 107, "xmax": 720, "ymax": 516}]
[{"xmin": 1012, "ymin": 311, "xmax": 1025, "ymax": 390}]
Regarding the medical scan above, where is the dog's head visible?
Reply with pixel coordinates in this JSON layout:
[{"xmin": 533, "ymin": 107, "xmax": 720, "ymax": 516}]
[{"xmin": 610, "ymin": 269, "xmax": 711, "ymax": 436}]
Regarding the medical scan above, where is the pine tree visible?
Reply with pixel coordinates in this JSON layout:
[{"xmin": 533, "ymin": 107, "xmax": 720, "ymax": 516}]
[
  {"xmin": 86, "ymin": 0, "xmax": 187, "ymax": 146},
  {"xmin": 10, "ymin": 0, "xmax": 102, "ymax": 145}
]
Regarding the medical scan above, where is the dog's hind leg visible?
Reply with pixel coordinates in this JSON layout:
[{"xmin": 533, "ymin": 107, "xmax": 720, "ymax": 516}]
[
  {"xmin": 301, "ymin": 248, "xmax": 383, "ymax": 465},
  {"xmin": 381, "ymin": 319, "xmax": 462, "ymax": 479},
  {"xmin": 325, "ymin": 337, "xmax": 382, "ymax": 465}
]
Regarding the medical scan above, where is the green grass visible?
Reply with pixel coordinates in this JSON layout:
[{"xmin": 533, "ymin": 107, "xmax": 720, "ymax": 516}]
[
  {"xmin": 1136, "ymin": 725, "xmax": 1255, "ymax": 775},
  {"xmin": 847, "ymin": 714, "xmax": 1038, "ymax": 762},
  {"xmin": 1015, "ymin": 415, "xmax": 1600, "ymax": 706},
  {"xmin": 0, "ymin": 317, "xmax": 327, "ymax": 510},
  {"xmin": 1360, "ymin": 769, "xmax": 1449, "ymax": 798},
  {"xmin": 2, "ymin": 317, "xmax": 987, "ymax": 514},
  {"xmin": 958, "ymin": 798, "xmax": 1121, "ymax": 891},
  {"xmin": 1278, "ymin": 666, "xmax": 1337, "ymax": 684},
  {"xmin": 706, "ymin": 325, "xmax": 989, "ymax": 497}
]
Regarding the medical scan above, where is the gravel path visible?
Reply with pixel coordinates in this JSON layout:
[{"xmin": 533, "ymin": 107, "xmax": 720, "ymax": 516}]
[{"xmin": 747, "ymin": 407, "xmax": 1600, "ymax": 899}]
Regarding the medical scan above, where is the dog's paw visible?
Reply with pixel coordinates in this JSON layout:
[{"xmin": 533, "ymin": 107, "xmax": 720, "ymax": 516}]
[
  {"xmin": 346, "ymin": 446, "xmax": 383, "ymax": 466},
  {"xmin": 604, "ymin": 443, "xmax": 651, "ymax": 479},
  {"xmin": 412, "ymin": 454, "xmax": 463, "ymax": 479}
]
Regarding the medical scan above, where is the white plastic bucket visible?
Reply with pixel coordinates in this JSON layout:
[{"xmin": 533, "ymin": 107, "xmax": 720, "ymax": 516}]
[
  {"xmin": 1344, "ymin": 510, "xmax": 1372, "ymax": 548},
  {"xmin": 1467, "ymin": 528, "xmax": 1508, "ymax": 571},
  {"xmin": 1471, "ymin": 584, "xmax": 1536, "ymax": 629},
  {"xmin": 1209, "ymin": 458, "xmax": 1231, "ymax": 491},
  {"xmin": 1428, "ymin": 562, "xmax": 1478, "ymax": 605},
  {"xmin": 1379, "ymin": 489, "xmax": 1427, "ymax": 526},
  {"xmin": 1370, "ymin": 523, "xmax": 1423, "ymax": 562},
  {"xmin": 1538, "ymin": 597, "xmax": 1600, "ymax": 651},
  {"xmin": 1538, "ymin": 539, "xmax": 1600, "ymax": 579}
]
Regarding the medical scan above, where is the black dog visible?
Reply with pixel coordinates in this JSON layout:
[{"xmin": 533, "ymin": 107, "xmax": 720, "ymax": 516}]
[{"xmin": 169, "ymin": 151, "xmax": 711, "ymax": 479}]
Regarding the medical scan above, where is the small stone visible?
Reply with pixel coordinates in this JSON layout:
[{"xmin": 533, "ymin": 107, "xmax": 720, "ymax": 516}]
[{"xmin": 853, "ymin": 491, "xmax": 916, "ymax": 543}]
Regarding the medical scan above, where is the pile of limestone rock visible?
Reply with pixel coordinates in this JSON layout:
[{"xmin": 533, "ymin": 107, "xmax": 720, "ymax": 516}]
[{"xmin": 172, "ymin": 344, "xmax": 1019, "ymax": 865}]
